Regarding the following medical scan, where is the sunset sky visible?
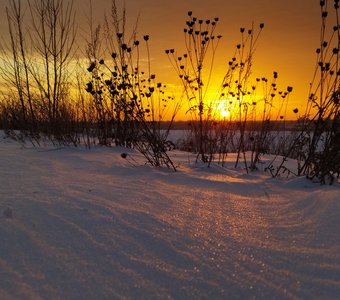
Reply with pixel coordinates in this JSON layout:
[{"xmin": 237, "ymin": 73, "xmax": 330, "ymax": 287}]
[{"xmin": 0, "ymin": 0, "xmax": 328, "ymax": 119}]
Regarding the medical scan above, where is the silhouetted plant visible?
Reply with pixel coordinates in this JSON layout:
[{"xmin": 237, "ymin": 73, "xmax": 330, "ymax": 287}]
[
  {"xmin": 267, "ymin": 0, "xmax": 340, "ymax": 183},
  {"xmin": 217, "ymin": 23, "xmax": 291, "ymax": 171},
  {"xmin": 85, "ymin": 0, "xmax": 178, "ymax": 169},
  {"xmin": 166, "ymin": 15, "xmax": 294, "ymax": 171},
  {"xmin": 300, "ymin": 0, "xmax": 340, "ymax": 183},
  {"xmin": 166, "ymin": 12, "xmax": 223, "ymax": 163},
  {"xmin": 0, "ymin": 0, "xmax": 78, "ymax": 144}
]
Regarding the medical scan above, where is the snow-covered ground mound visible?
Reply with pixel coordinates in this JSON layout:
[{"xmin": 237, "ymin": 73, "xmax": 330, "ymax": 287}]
[{"xmin": 1, "ymin": 134, "xmax": 340, "ymax": 299}]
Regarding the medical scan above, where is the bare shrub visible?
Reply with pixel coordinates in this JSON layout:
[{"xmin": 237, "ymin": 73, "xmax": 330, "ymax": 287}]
[
  {"xmin": 84, "ymin": 0, "xmax": 179, "ymax": 169},
  {"xmin": 0, "ymin": 0, "xmax": 77, "ymax": 143},
  {"xmin": 270, "ymin": 0, "xmax": 340, "ymax": 184}
]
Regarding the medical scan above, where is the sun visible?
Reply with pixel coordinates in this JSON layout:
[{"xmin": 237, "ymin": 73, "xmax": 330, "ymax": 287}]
[
  {"xmin": 220, "ymin": 108, "xmax": 230, "ymax": 118},
  {"xmin": 215, "ymin": 99, "xmax": 231, "ymax": 119}
]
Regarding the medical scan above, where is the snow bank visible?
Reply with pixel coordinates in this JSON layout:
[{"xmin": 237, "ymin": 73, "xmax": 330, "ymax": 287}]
[{"xmin": 1, "ymin": 135, "xmax": 339, "ymax": 299}]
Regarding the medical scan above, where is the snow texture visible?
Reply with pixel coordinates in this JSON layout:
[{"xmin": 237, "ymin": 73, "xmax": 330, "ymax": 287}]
[{"xmin": 1, "ymin": 133, "xmax": 340, "ymax": 299}]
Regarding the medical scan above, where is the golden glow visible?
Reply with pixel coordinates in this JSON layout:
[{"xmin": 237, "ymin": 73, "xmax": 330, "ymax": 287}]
[
  {"xmin": 220, "ymin": 109, "xmax": 230, "ymax": 118},
  {"xmin": 0, "ymin": 0, "xmax": 322, "ymax": 121},
  {"xmin": 215, "ymin": 99, "xmax": 231, "ymax": 119}
]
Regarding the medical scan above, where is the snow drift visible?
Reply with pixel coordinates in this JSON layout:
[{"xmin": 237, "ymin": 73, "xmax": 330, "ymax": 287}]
[{"xmin": 1, "ymin": 134, "xmax": 340, "ymax": 299}]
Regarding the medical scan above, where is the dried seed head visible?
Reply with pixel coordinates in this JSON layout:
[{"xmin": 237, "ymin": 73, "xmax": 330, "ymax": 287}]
[
  {"xmin": 259, "ymin": 23, "xmax": 264, "ymax": 29},
  {"xmin": 87, "ymin": 62, "xmax": 96, "ymax": 72},
  {"xmin": 293, "ymin": 108, "xmax": 299, "ymax": 113},
  {"xmin": 333, "ymin": 92, "xmax": 340, "ymax": 104},
  {"xmin": 188, "ymin": 11, "xmax": 193, "ymax": 16},
  {"xmin": 143, "ymin": 35, "xmax": 149, "ymax": 41},
  {"xmin": 287, "ymin": 86, "xmax": 293, "ymax": 92},
  {"xmin": 85, "ymin": 82, "xmax": 93, "ymax": 93}
]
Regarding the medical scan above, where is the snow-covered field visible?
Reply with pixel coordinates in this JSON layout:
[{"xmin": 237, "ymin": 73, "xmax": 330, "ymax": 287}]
[{"xmin": 1, "ymin": 133, "xmax": 340, "ymax": 299}]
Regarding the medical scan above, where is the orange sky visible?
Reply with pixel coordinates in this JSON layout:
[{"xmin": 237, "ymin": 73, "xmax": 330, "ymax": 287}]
[
  {"xmin": 0, "ymin": 0, "xmax": 327, "ymax": 120},
  {"xmin": 74, "ymin": 0, "xmax": 324, "ymax": 120}
]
